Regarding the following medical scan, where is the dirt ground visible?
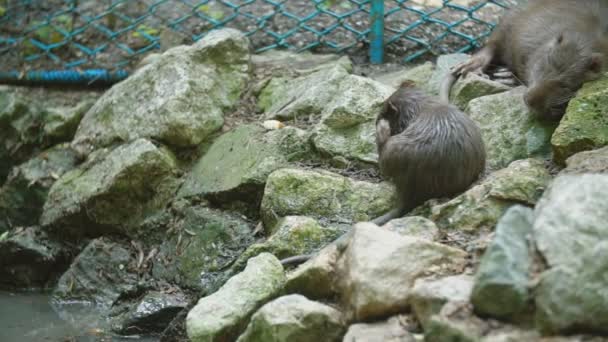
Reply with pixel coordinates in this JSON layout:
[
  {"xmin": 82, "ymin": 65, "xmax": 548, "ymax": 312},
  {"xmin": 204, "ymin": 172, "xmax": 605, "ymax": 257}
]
[{"xmin": 0, "ymin": 0, "xmax": 518, "ymax": 75}]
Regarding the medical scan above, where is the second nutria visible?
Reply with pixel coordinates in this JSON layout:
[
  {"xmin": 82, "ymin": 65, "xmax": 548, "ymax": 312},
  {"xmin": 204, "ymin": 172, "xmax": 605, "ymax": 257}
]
[{"xmin": 447, "ymin": 0, "xmax": 608, "ymax": 120}]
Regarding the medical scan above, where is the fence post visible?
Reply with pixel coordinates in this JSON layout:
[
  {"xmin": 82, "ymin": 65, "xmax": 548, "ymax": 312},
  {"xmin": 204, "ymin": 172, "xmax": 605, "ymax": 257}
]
[{"xmin": 369, "ymin": 0, "xmax": 384, "ymax": 64}]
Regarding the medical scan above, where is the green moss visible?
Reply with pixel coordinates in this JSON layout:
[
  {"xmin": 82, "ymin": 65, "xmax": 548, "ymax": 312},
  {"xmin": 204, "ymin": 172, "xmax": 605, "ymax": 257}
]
[{"xmin": 552, "ymin": 77, "xmax": 608, "ymax": 164}]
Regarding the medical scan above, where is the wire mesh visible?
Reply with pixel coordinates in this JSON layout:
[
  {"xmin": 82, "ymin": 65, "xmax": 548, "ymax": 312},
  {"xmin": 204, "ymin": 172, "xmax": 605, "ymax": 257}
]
[{"xmin": 0, "ymin": 0, "xmax": 515, "ymax": 84}]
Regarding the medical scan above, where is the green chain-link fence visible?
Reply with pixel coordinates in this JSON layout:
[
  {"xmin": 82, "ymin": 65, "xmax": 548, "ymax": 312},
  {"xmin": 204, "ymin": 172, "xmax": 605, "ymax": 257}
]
[{"xmin": 0, "ymin": 0, "xmax": 515, "ymax": 85}]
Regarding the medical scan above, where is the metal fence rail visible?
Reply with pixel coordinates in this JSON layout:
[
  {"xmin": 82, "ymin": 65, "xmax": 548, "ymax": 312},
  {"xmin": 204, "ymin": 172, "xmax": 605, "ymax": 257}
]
[{"xmin": 0, "ymin": 0, "xmax": 513, "ymax": 85}]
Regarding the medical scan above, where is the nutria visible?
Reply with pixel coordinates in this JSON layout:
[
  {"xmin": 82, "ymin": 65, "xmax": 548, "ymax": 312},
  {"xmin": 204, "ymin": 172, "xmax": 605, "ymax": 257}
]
[
  {"xmin": 280, "ymin": 81, "xmax": 486, "ymax": 266},
  {"xmin": 445, "ymin": 0, "xmax": 608, "ymax": 120},
  {"xmin": 370, "ymin": 80, "xmax": 486, "ymax": 226}
]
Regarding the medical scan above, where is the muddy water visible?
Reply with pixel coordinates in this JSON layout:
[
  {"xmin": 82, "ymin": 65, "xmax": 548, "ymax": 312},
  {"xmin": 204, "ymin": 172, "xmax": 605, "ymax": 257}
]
[{"xmin": 0, "ymin": 291, "xmax": 160, "ymax": 342}]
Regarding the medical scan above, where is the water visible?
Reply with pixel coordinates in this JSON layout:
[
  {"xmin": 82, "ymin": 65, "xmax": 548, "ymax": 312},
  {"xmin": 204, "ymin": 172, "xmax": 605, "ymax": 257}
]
[{"xmin": 0, "ymin": 291, "xmax": 160, "ymax": 342}]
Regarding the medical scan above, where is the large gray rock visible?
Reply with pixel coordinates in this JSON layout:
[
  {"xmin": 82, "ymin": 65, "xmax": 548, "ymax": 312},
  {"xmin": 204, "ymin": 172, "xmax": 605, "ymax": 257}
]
[
  {"xmin": 372, "ymin": 62, "xmax": 434, "ymax": 90},
  {"xmin": 467, "ymin": 87, "xmax": 557, "ymax": 170},
  {"xmin": 252, "ymin": 50, "xmax": 345, "ymax": 76},
  {"xmin": 533, "ymin": 174, "xmax": 608, "ymax": 334},
  {"xmin": 561, "ymin": 145, "xmax": 608, "ymax": 175},
  {"xmin": 534, "ymin": 174, "xmax": 608, "ymax": 268},
  {"xmin": 259, "ymin": 59, "xmax": 352, "ymax": 120},
  {"xmin": 340, "ymin": 223, "xmax": 467, "ymax": 321},
  {"xmin": 186, "ymin": 253, "xmax": 286, "ymax": 342},
  {"xmin": 284, "ymin": 242, "xmax": 343, "ymax": 300},
  {"xmin": 151, "ymin": 205, "xmax": 254, "ymax": 293},
  {"xmin": 41, "ymin": 139, "xmax": 179, "ymax": 238},
  {"xmin": 236, "ymin": 294, "xmax": 345, "ymax": 342},
  {"xmin": 311, "ymin": 75, "xmax": 393, "ymax": 164},
  {"xmin": 471, "ymin": 205, "xmax": 534, "ymax": 320},
  {"xmin": 343, "ymin": 315, "xmax": 416, "ymax": 342},
  {"xmin": 450, "ymin": 73, "xmax": 511, "ymax": 109},
  {"xmin": 0, "ymin": 226, "xmax": 71, "ymax": 289},
  {"xmin": 72, "ymin": 28, "xmax": 251, "ymax": 153},
  {"xmin": 178, "ymin": 124, "xmax": 312, "ymax": 211},
  {"xmin": 409, "ymin": 274, "xmax": 474, "ymax": 329},
  {"xmin": 383, "ymin": 216, "xmax": 439, "ymax": 241},
  {"xmin": 52, "ymin": 238, "xmax": 138, "ymax": 309},
  {"xmin": 0, "ymin": 144, "xmax": 79, "ymax": 233},
  {"xmin": 260, "ymin": 168, "xmax": 395, "ymax": 229},
  {"xmin": 427, "ymin": 53, "xmax": 469, "ymax": 95},
  {"xmin": 535, "ymin": 241, "xmax": 608, "ymax": 335},
  {"xmin": 430, "ymin": 158, "xmax": 551, "ymax": 232}
]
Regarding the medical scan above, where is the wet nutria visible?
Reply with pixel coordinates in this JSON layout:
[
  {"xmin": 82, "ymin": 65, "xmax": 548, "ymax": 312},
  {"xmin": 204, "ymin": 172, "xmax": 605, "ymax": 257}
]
[
  {"xmin": 280, "ymin": 81, "xmax": 486, "ymax": 266},
  {"xmin": 446, "ymin": 0, "xmax": 608, "ymax": 120},
  {"xmin": 370, "ymin": 80, "xmax": 486, "ymax": 226}
]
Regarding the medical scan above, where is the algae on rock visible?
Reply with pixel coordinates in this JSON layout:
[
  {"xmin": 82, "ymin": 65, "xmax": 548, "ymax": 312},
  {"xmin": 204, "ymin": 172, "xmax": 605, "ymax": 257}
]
[
  {"xmin": 260, "ymin": 168, "xmax": 396, "ymax": 229},
  {"xmin": 72, "ymin": 28, "xmax": 251, "ymax": 154},
  {"xmin": 41, "ymin": 139, "xmax": 179, "ymax": 238},
  {"xmin": 186, "ymin": 253, "xmax": 286, "ymax": 342},
  {"xmin": 178, "ymin": 124, "xmax": 312, "ymax": 212},
  {"xmin": 551, "ymin": 76, "xmax": 608, "ymax": 165}
]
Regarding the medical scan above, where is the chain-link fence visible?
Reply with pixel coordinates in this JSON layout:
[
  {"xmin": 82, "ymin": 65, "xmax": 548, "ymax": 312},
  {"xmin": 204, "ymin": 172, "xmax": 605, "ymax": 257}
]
[{"xmin": 0, "ymin": 0, "xmax": 515, "ymax": 85}]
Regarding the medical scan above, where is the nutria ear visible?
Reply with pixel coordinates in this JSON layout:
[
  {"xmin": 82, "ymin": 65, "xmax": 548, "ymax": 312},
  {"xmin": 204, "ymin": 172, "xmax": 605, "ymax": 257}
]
[
  {"xmin": 589, "ymin": 53, "xmax": 604, "ymax": 73},
  {"xmin": 556, "ymin": 32, "xmax": 564, "ymax": 45}
]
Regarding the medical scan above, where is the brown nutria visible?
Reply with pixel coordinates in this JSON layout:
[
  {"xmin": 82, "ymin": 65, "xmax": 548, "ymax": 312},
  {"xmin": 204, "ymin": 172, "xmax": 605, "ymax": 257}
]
[
  {"xmin": 370, "ymin": 80, "xmax": 486, "ymax": 226},
  {"xmin": 446, "ymin": 0, "xmax": 608, "ymax": 120},
  {"xmin": 280, "ymin": 81, "xmax": 486, "ymax": 266}
]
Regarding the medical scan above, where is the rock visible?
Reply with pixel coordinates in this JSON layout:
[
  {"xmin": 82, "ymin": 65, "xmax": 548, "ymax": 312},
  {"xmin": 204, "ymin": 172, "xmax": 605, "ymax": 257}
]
[
  {"xmin": 178, "ymin": 124, "xmax": 312, "ymax": 212},
  {"xmin": 318, "ymin": 75, "xmax": 393, "ymax": 129},
  {"xmin": 284, "ymin": 242, "xmax": 342, "ymax": 300},
  {"xmin": 424, "ymin": 302, "xmax": 487, "ymax": 342},
  {"xmin": 428, "ymin": 53, "xmax": 469, "ymax": 95},
  {"xmin": 52, "ymin": 238, "xmax": 138, "ymax": 309},
  {"xmin": 450, "ymin": 73, "xmax": 511, "ymax": 109},
  {"xmin": 467, "ymin": 87, "xmax": 558, "ymax": 170},
  {"xmin": 340, "ymin": 222, "xmax": 467, "ymax": 321},
  {"xmin": 230, "ymin": 216, "xmax": 343, "ymax": 272},
  {"xmin": 535, "ymin": 241, "xmax": 608, "ymax": 335},
  {"xmin": 372, "ymin": 62, "xmax": 434, "ymax": 90},
  {"xmin": 534, "ymin": 174, "xmax": 608, "ymax": 267},
  {"xmin": 409, "ymin": 274, "xmax": 474, "ymax": 329},
  {"xmin": 561, "ymin": 145, "xmax": 608, "ymax": 175},
  {"xmin": 72, "ymin": 28, "xmax": 251, "ymax": 153},
  {"xmin": 236, "ymin": 294, "xmax": 345, "ymax": 342},
  {"xmin": 41, "ymin": 139, "xmax": 179, "ymax": 238},
  {"xmin": 383, "ymin": 216, "xmax": 439, "ymax": 241},
  {"xmin": 424, "ymin": 302, "xmax": 537, "ymax": 342},
  {"xmin": 260, "ymin": 168, "xmax": 396, "ymax": 229},
  {"xmin": 252, "ymin": 50, "xmax": 346, "ymax": 76},
  {"xmin": 260, "ymin": 59, "xmax": 352, "ymax": 120},
  {"xmin": 552, "ymin": 76, "xmax": 608, "ymax": 165},
  {"xmin": 343, "ymin": 316, "xmax": 416, "ymax": 342},
  {"xmin": 152, "ymin": 205, "xmax": 254, "ymax": 293},
  {"xmin": 471, "ymin": 205, "xmax": 534, "ymax": 320},
  {"xmin": 312, "ymin": 120, "xmax": 378, "ymax": 165},
  {"xmin": 186, "ymin": 253, "xmax": 286, "ymax": 342},
  {"xmin": 0, "ymin": 86, "xmax": 97, "ymax": 181},
  {"xmin": 533, "ymin": 174, "xmax": 608, "ymax": 333},
  {"xmin": 111, "ymin": 291, "xmax": 189, "ymax": 335},
  {"xmin": 42, "ymin": 98, "xmax": 96, "ymax": 146},
  {"xmin": 0, "ymin": 144, "xmax": 79, "ymax": 233},
  {"xmin": 0, "ymin": 226, "xmax": 71, "ymax": 289},
  {"xmin": 430, "ymin": 158, "xmax": 551, "ymax": 232},
  {"xmin": 311, "ymin": 75, "xmax": 393, "ymax": 165}
]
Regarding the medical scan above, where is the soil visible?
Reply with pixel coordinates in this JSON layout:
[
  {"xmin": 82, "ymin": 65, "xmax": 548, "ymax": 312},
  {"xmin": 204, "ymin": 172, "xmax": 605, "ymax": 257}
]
[{"xmin": 0, "ymin": 0, "xmax": 518, "ymax": 75}]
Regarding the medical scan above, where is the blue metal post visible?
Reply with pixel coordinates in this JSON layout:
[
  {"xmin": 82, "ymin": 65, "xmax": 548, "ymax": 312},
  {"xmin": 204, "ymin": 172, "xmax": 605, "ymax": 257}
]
[{"xmin": 369, "ymin": 0, "xmax": 384, "ymax": 64}]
